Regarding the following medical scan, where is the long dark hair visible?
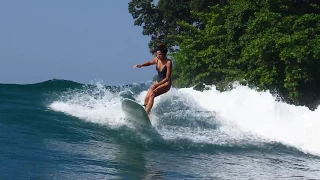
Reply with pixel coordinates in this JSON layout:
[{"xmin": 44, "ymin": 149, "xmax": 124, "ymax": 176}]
[{"xmin": 152, "ymin": 43, "xmax": 168, "ymax": 56}]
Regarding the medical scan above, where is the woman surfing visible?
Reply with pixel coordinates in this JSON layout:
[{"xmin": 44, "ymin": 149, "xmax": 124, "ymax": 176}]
[{"xmin": 134, "ymin": 43, "xmax": 172, "ymax": 114}]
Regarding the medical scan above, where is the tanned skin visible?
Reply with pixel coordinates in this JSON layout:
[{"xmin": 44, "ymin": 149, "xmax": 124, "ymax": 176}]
[{"xmin": 134, "ymin": 50, "xmax": 172, "ymax": 114}]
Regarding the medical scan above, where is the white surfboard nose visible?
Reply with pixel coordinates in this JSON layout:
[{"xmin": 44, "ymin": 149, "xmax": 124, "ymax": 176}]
[{"xmin": 121, "ymin": 98, "xmax": 151, "ymax": 127}]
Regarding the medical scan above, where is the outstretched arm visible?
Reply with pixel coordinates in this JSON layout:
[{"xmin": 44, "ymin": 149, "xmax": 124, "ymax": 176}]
[{"xmin": 134, "ymin": 58, "xmax": 157, "ymax": 68}]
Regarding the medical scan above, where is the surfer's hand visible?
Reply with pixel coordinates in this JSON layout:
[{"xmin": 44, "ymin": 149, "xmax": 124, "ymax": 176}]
[
  {"xmin": 151, "ymin": 83, "xmax": 158, "ymax": 90},
  {"xmin": 134, "ymin": 64, "xmax": 142, "ymax": 68},
  {"xmin": 152, "ymin": 85, "xmax": 158, "ymax": 93}
]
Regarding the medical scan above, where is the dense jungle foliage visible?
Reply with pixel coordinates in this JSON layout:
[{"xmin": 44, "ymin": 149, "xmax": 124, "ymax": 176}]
[{"xmin": 128, "ymin": 0, "xmax": 320, "ymax": 108}]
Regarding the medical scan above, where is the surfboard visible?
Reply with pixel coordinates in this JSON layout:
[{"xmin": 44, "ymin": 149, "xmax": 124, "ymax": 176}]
[{"xmin": 121, "ymin": 98, "xmax": 151, "ymax": 127}]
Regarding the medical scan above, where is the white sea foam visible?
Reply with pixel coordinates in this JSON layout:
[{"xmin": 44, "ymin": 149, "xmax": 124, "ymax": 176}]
[
  {"xmin": 175, "ymin": 84, "xmax": 320, "ymax": 156},
  {"xmin": 49, "ymin": 82, "xmax": 320, "ymax": 156},
  {"xmin": 49, "ymin": 83, "xmax": 130, "ymax": 128}
]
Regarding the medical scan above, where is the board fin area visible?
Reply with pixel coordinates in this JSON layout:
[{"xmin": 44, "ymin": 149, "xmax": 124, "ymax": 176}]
[{"xmin": 121, "ymin": 98, "xmax": 152, "ymax": 127}]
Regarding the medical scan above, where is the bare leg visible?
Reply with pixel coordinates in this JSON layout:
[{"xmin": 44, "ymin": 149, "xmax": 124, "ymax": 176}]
[
  {"xmin": 145, "ymin": 83, "xmax": 170, "ymax": 114},
  {"xmin": 144, "ymin": 82, "xmax": 157, "ymax": 106},
  {"xmin": 144, "ymin": 88, "xmax": 153, "ymax": 106}
]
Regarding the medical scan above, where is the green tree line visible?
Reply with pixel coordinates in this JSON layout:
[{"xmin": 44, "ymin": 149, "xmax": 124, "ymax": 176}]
[{"xmin": 128, "ymin": 0, "xmax": 320, "ymax": 108}]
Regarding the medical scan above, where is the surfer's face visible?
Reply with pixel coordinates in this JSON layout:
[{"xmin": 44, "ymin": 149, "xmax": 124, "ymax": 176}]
[{"xmin": 156, "ymin": 50, "xmax": 165, "ymax": 60}]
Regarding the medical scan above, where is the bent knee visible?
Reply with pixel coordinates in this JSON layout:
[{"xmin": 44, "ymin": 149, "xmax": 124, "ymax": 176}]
[{"xmin": 150, "ymin": 92, "xmax": 156, "ymax": 98}]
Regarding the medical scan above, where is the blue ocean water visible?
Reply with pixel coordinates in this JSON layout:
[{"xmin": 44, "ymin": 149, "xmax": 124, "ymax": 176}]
[{"xmin": 1, "ymin": 79, "xmax": 320, "ymax": 179}]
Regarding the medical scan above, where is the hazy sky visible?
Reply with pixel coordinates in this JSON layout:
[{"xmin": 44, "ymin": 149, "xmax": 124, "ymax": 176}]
[{"xmin": 0, "ymin": 0, "xmax": 156, "ymax": 85}]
